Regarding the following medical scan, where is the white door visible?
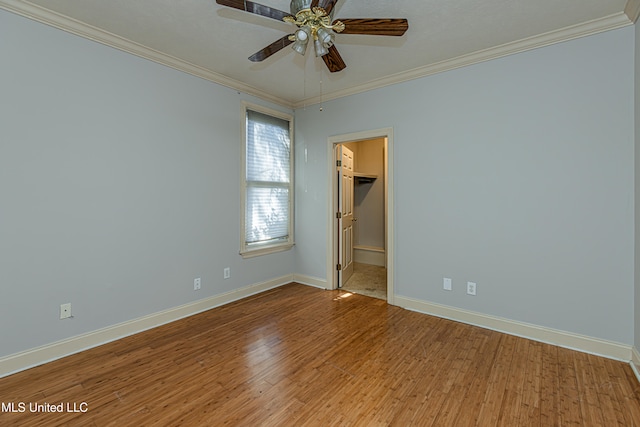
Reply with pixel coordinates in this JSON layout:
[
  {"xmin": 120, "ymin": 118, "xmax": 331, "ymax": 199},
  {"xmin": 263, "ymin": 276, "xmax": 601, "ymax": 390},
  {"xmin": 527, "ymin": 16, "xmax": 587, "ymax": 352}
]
[{"xmin": 338, "ymin": 145, "xmax": 354, "ymax": 286}]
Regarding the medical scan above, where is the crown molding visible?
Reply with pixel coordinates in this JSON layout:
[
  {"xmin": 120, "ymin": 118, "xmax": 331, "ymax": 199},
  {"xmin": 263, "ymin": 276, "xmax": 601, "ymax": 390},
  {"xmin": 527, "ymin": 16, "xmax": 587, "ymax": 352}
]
[
  {"xmin": 293, "ymin": 12, "xmax": 633, "ymax": 108},
  {"xmin": 626, "ymin": 0, "xmax": 640, "ymax": 22},
  {"xmin": 0, "ymin": 0, "xmax": 294, "ymax": 108}
]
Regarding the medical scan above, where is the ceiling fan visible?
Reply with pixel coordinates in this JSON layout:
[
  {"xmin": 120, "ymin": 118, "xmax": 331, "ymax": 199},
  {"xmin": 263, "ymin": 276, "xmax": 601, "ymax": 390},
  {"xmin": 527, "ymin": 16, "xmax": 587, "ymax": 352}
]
[{"xmin": 216, "ymin": 0, "xmax": 409, "ymax": 72}]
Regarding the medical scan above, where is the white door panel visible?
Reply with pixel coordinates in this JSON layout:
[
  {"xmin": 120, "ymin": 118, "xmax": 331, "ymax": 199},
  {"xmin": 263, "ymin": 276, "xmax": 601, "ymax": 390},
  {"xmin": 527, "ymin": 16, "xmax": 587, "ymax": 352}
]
[{"xmin": 338, "ymin": 145, "xmax": 354, "ymax": 286}]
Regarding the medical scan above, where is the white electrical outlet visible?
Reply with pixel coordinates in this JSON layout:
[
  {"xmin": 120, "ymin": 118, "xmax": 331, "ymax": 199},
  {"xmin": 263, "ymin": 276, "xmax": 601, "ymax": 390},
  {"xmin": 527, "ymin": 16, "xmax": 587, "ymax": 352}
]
[
  {"xmin": 224, "ymin": 267, "xmax": 230, "ymax": 279},
  {"xmin": 443, "ymin": 277, "xmax": 452, "ymax": 291},
  {"xmin": 60, "ymin": 303, "xmax": 72, "ymax": 319},
  {"xmin": 467, "ymin": 281, "xmax": 477, "ymax": 296},
  {"xmin": 194, "ymin": 277, "xmax": 201, "ymax": 291}
]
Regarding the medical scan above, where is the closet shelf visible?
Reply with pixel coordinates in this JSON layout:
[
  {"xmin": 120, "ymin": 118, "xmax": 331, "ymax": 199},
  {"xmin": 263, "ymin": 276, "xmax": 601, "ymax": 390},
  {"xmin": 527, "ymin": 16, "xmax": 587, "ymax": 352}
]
[{"xmin": 354, "ymin": 172, "xmax": 377, "ymax": 184}]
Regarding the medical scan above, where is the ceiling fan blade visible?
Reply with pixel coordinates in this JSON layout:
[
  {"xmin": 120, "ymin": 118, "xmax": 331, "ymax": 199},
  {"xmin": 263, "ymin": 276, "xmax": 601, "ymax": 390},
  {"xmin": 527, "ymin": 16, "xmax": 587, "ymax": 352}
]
[
  {"xmin": 318, "ymin": 0, "xmax": 340, "ymax": 15},
  {"xmin": 216, "ymin": 0, "xmax": 291, "ymax": 21},
  {"xmin": 310, "ymin": 0, "xmax": 320, "ymax": 8},
  {"xmin": 322, "ymin": 45, "xmax": 346, "ymax": 73},
  {"xmin": 249, "ymin": 35, "xmax": 294, "ymax": 62},
  {"xmin": 337, "ymin": 18, "xmax": 409, "ymax": 36}
]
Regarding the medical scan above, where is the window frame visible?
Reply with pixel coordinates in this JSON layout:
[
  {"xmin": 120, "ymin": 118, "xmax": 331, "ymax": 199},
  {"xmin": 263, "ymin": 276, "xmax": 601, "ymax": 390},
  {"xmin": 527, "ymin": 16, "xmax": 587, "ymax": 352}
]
[{"xmin": 240, "ymin": 102, "xmax": 294, "ymax": 258}]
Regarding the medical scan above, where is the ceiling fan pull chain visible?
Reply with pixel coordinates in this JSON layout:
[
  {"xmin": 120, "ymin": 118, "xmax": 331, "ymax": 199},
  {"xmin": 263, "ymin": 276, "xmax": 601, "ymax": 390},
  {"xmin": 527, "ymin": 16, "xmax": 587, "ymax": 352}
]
[
  {"xmin": 303, "ymin": 59, "xmax": 307, "ymax": 110},
  {"xmin": 319, "ymin": 77, "xmax": 323, "ymax": 112}
]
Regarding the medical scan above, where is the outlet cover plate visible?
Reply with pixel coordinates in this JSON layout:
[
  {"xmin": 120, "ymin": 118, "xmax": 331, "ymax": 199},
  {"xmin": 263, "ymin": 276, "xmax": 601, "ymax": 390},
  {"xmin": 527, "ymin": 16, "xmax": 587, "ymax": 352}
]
[
  {"xmin": 60, "ymin": 303, "xmax": 72, "ymax": 319},
  {"xmin": 467, "ymin": 281, "xmax": 477, "ymax": 296}
]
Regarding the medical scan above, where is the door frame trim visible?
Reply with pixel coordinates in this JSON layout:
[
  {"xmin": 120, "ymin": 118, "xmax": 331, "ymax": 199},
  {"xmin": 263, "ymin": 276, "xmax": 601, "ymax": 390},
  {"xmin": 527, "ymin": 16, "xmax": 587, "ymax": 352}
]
[{"xmin": 326, "ymin": 128, "xmax": 395, "ymax": 305}]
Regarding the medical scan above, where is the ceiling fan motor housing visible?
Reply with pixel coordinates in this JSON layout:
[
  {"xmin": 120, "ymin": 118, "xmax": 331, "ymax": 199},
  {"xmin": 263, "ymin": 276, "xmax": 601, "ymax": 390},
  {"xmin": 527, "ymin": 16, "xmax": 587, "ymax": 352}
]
[{"xmin": 290, "ymin": 0, "xmax": 333, "ymax": 17}]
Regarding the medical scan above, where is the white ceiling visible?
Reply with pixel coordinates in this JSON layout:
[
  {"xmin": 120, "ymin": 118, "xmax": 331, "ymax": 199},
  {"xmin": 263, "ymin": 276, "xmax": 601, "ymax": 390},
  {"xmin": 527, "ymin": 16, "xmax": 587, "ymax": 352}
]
[{"xmin": 2, "ymin": 0, "xmax": 638, "ymax": 107}]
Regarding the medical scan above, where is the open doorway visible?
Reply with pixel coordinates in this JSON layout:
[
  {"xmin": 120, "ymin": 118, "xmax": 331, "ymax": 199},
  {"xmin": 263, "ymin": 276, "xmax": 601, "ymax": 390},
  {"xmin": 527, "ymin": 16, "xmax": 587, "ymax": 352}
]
[{"xmin": 327, "ymin": 128, "xmax": 394, "ymax": 304}]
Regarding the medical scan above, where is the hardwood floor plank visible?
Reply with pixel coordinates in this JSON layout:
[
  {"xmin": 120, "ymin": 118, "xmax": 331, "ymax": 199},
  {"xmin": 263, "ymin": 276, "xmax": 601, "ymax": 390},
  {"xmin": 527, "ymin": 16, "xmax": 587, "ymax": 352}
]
[
  {"xmin": 389, "ymin": 320, "xmax": 464, "ymax": 425},
  {"xmin": 496, "ymin": 337, "xmax": 529, "ymax": 426},
  {"xmin": 1, "ymin": 283, "xmax": 639, "ymax": 426},
  {"xmin": 431, "ymin": 325, "xmax": 485, "ymax": 425},
  {"xmin": 452, "ymin": 331, "xmax": 502, "ymax": 426},
  {"xmin": 557, "ymin": 337, "xmax": 591, "ymax": 425},
  {"xmin": 573, "ymin": 351, "xmax": 606, "ymax": 426},
  {"xmin": 476, "ymin": 334, "xmax": 517, "ymax": 425},
  {"xmin": 539, "ymin": 343, "xmax": 561, "ymax": 426},
  {"xmin": 517, "ymin": 341, "xmax": 542, "ymax": 426},
  {"xmin": 604, "ymin": 357, "xmax": 640, "ymax": 425}
]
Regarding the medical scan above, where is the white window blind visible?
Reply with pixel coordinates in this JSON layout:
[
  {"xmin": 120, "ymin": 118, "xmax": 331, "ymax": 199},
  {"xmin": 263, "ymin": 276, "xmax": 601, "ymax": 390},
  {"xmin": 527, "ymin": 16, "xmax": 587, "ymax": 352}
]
[{"xmin": 244, "ymin": 109, "xmax": 292, "ymax": 250}]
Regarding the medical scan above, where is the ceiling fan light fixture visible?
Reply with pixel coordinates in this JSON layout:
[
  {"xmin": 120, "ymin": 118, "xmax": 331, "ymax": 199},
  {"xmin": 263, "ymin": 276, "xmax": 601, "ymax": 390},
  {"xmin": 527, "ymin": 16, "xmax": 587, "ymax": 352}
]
[
  {"xmin": 292, "ymin": 39, "xmax": 308, "ymax": 55},
  {"xmin": 296, "ymin": 26, "xmax": 311, "ymax": 42},
  {"xmin": 316, "ymin": 27, "xmax": 334, "ymax": 48},
  {"xmin": 292, "ymin": 25, "xmax": 311, "ymax": 55},
  {"xmin": 292, "ymin": 40, "xmax": 308, "ymax": 55},
  {"xmin": 314, "ymin": 38, "xmax": 329, "ymax": 57}
]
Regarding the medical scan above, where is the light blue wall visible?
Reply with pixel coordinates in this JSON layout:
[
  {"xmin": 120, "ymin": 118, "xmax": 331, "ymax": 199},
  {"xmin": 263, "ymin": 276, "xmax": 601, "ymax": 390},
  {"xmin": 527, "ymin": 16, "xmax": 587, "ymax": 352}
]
[
  {"xmin": 0, "ymin": 10, "xmax": 294, "ymax": 357},
  {"xmin": 295, "ymin": 27, "xmax": 635, "ymax": 344},
  {"xmin": 635, "ymin": 20, "xmax": 640, "ymax": 352}
]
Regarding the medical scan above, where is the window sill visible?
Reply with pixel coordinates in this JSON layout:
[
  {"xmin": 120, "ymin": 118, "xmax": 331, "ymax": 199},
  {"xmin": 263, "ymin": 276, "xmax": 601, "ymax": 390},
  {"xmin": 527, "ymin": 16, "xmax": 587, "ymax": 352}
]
[{"xmin": 240, "ymin": 243, "xmax": 294, "ymax": 259}]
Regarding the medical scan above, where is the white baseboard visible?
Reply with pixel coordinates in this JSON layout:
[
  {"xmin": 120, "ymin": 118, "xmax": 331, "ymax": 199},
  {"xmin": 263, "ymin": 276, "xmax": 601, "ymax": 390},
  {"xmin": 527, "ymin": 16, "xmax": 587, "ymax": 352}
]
[
  {"xmin": 353, "ymin": 246, "xmax": 385, "ymax": 266},
  {"xmin": 292, "ymin": 274, "xmax": 328, "ymax": 289},
  {"xmin": 4, "ymin": 279, "xmax": 635, "ymax": 382},
  {"xmin": 395, "ymin": 295, "xmax": 632, "ymax": 362},
  {"xmin": 0, "ymin": 274, "xmax": 294, "ymax": 378},
  {"xmin": 631, "ymin": 347, "xmax": 640, "ymax": 383}
]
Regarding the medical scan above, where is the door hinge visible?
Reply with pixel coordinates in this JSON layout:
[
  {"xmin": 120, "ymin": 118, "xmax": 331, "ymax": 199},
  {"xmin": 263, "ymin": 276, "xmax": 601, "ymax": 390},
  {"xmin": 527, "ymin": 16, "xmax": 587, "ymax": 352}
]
[
  {"xmin": 336, "ymin": 263, "xmax": 342, "ymax": 271},
  {"xmin": 336, "ymin": 160, "xmax": 342, "ymax": 167},
  {"xmin": 336, "ymin": 212, "xmax": 342, "ymax": 219}
]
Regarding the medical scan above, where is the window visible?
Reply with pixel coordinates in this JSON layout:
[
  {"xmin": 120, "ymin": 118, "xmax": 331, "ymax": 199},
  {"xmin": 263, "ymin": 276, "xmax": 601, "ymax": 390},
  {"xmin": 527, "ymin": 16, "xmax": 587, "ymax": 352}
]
[{"xmin": 240, "ymin": 103, "xmax": 294, "ymax": 257}]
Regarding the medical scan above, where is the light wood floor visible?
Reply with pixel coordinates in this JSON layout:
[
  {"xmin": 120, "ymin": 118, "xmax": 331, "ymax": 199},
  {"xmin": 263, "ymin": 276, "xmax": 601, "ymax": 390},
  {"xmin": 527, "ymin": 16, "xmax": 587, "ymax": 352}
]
[{"xmin": 1, "ymin": 283, "xmax": 640, "ymax": 426}]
